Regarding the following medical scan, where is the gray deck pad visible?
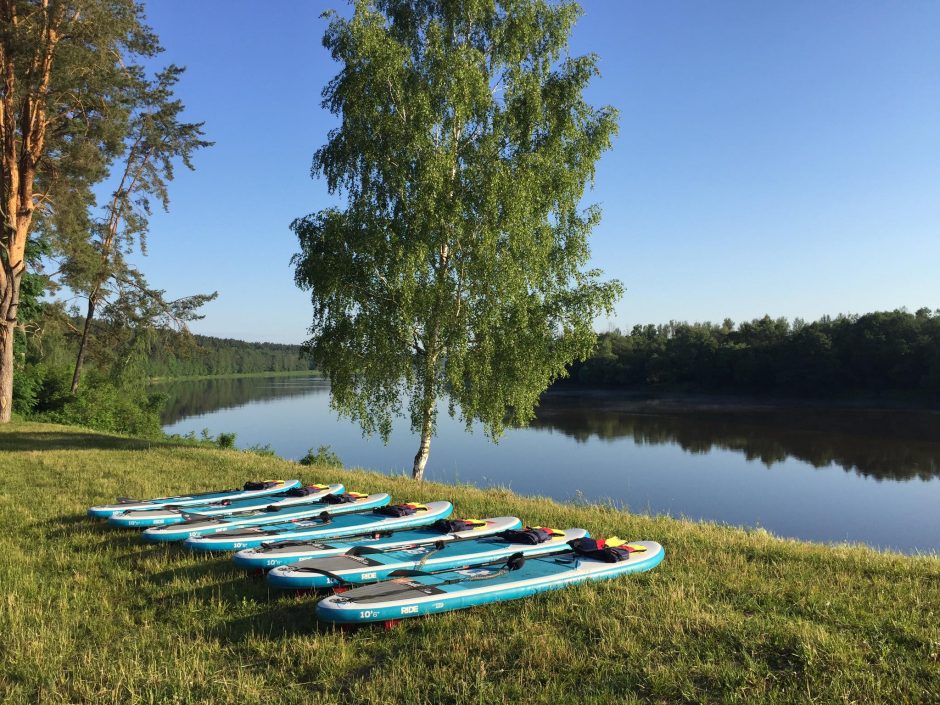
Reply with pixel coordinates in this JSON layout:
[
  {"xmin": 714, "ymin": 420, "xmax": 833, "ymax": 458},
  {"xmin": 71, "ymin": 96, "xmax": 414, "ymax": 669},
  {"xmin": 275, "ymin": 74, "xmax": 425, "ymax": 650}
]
[{"xmin": 335, "ymin": 578, "xmax": 446, "ymax": 603}]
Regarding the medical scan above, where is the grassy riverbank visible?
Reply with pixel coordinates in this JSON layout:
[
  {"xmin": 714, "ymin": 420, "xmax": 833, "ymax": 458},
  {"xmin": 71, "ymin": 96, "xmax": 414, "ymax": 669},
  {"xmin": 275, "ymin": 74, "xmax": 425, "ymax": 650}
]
[{"xmin": 1, "ymin": 422, "xmax": 937, "ymax": 704}]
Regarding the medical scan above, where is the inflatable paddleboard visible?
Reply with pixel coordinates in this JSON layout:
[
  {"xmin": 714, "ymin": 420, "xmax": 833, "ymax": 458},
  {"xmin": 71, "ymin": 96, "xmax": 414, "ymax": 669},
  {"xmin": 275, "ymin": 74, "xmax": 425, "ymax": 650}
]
[
  {"xmin": 88, "ymin": 480, "xmax": 301, "ymax": 518},
  {"xmin": 315, "ymin": 539, "xmax": 664, "ymax": 623},
  {"xmin": 141, "ymin": 492, "xmax": 389, "ymax": 542},
  {"xmin": 269, "ymin": 527, "xmax": 589, "ymax": 589},
  {"xmin": 184, "ymin": 501, "xmax": 454, "ymax": 552},
  {"xmin": 232, "ymin": 516, "xmax": 522, "ymax": 570},
  {"xmin": 108, "ymin": 483, "xmax": 344, "ymax": 528}
]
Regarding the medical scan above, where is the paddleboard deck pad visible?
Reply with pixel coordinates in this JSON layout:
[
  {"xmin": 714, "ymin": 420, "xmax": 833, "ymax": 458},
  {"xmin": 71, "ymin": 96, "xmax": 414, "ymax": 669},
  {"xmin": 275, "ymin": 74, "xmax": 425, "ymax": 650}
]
[
  {"xmin": 268, "ymin": 527, "xmax": 589, "ymax": 589},
  {"xmin": 88, "ymin": 480, "xmax": 301, "ymax": 518},
  {"xmin": 184, "ymin": 501, "xmax": 454, "ymax": 552},
  {"xmin": 232, "ymin": 516, "xmax": 522, "ymax": 569},
  {"xmin": 315, "ymin": 540, "xmax": 664, "ymax": 623},
  {"xmin": 108, "ymin": 483, "xmax": 344, "ymax": 527},
  {"xmin": 141, "ymin": 492, "xmax": 390, "ymax": 542}
]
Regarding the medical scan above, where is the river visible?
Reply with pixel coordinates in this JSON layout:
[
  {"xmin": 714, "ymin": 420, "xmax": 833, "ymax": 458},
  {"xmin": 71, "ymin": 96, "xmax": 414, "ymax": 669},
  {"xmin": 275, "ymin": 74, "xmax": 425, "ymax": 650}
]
[{"xmin": 159, "ymin": 374, "xmax": 940, "ymax": 554}]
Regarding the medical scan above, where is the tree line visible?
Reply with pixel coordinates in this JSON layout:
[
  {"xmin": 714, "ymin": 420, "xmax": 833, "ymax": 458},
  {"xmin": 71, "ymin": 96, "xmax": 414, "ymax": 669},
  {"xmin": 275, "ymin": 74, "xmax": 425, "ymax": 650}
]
[
  {"xmin": 13, "ymin": 303, "xmax": 310, "ymax": 436},
  {"xmin": 146, "ymin": 334, "xmax": 313, "ymax": 378},
  {"xmin": 566, "ymin": 309, "xmax": 940, "ymax": 398}
]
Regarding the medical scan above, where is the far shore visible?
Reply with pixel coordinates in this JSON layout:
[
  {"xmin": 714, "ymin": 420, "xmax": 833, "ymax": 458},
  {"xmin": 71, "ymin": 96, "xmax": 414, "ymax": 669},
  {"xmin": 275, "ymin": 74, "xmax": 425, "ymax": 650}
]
[
  {"xmin": 152, "ymin": 369, "xmax": 939, "ymax": 414},
  {"xmin": 542, "ymin": 383, "xmax": 940, "ymax": 415},
  {"xmin": 149, "ymin": 369, "xmax": 320, "ymax": 384}
]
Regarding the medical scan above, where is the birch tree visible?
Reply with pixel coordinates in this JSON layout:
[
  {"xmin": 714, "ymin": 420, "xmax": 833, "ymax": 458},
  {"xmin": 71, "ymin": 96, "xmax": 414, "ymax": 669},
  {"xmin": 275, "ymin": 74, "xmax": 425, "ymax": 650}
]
[{"xmin": 292, "ymin": 0, "xmax": 622, "ymax": 479}]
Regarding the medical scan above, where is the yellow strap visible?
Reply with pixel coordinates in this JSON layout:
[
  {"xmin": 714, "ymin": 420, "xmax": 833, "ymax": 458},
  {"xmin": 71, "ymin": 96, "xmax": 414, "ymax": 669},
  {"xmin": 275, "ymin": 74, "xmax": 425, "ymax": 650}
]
[
  {"xmin": 404, "ymin": 503, "xmax": 429, "ymax": 510},
  {"xmin": 605, "ymin": 537, "xmax": 647, "ymax": 551},
  {"xmin": 464, "ymin": 519, "xmax": 487, "ymax": 528}
]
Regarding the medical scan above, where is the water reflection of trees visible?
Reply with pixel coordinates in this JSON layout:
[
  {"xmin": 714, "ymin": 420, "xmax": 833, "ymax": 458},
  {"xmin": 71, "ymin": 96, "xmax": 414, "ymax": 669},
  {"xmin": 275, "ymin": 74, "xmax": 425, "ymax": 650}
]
[
  {"xmin": 158, "ymin": 376, "xmax": 327, "ymax": 424},
  {"xmin": 531, "ymin": 405, "xmax": 940, "ymax": 482}
]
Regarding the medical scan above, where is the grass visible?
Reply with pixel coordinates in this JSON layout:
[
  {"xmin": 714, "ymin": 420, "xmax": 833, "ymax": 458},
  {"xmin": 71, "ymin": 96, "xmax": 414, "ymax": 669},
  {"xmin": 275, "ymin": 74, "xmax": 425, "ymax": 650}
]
[{"xmin": 0, "ymin": 421, "xmax": 937, "ymax": 704}]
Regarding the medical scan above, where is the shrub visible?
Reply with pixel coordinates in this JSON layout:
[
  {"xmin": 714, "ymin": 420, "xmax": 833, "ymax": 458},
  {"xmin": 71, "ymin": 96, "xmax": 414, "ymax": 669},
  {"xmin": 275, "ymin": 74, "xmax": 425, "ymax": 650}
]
[
  {"xmin": 215, "ymin": 432, "xmax": 237, "ymax": 449},
  {"xmin": 299, "ymin": 445, "xmax": 343, "ymax": 468},
  {"xmin": 245, "ymin": 442, "xmax": 277, "ymax": 457},
  {"xmin": 39, "ymin": 377, "xmax": 165, "ymax": 438}
]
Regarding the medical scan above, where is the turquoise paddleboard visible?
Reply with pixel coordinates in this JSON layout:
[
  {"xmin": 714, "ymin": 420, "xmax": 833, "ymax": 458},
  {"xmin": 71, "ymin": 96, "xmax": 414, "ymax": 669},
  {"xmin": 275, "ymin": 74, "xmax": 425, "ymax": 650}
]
[
  {"xmin": 88, "ymin": 480, "xmax": 301, "ymax": 518},
  {"xmin": 232, "ymin": 516, "xmax": 522, "ymax": 570},
  {"xmin": 141, "ymin": 492, "xmax": 389, "ymax": 542},
  {"xmin": 108, "ymin": 483, "xmax": 344, "ymax": 528},
  {"xmin": 316, "ymin": 539, "xmax": 665, "ymax": 623},
  {"xmin": 268, "ymin": 527, "xmax": 589, "ymax": 589},
  {"xmin": 184, "ymin": 501, "xmax": 454, "ymax": 552}
]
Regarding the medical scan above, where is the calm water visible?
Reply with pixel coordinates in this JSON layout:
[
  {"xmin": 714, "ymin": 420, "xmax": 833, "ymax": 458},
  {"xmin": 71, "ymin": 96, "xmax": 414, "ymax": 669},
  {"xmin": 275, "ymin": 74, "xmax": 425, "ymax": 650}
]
[{"xmin": 160, "ymin": 375, "xmax": 940, "ymax": 554}]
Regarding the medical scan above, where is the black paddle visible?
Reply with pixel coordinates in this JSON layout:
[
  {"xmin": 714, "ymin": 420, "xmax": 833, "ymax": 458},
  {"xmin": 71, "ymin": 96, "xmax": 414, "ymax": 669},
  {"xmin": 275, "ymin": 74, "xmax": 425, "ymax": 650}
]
[
  {"xmin": 178, "ymin": 492, "xmax": 382, "ymax": 525},
  {"xmin": 346, "ymin": 541, "xmax": 647, "ymax": 593},
  {"xmin": 294, "ymin": 551, "xmax": 529, "ymax": 588}
]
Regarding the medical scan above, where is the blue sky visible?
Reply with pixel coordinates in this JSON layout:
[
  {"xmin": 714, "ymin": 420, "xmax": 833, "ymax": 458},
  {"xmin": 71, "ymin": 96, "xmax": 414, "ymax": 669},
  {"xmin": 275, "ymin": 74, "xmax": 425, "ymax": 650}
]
[{"xmin": 132, "ymin": 1, "xmax": 939, "ymax": 343}]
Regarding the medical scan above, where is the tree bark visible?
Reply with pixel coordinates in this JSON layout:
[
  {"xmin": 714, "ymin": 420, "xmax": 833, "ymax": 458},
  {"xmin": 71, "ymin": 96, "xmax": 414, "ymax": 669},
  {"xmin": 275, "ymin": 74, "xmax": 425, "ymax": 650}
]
[
  {"xmin": 411, "ymin": 339, "xmax": 440, "ymax": 480},
  {"xmin": 0, "ymin": 1, "xmax": 63, "ymax": 421},
  {"xmin": 0, "ymin": 265, "xmax": 23, "ymax": 422},
  {"xmin": 0, "ymin": 319, "xmax": 15, "ymax": 422},
  {"xmin": 70, "ymin": 295, "xmax": 97, "ymax": 394},
  {"xmin": 412, "ymin": 401, "xmax": 433, "ymax": 481}
]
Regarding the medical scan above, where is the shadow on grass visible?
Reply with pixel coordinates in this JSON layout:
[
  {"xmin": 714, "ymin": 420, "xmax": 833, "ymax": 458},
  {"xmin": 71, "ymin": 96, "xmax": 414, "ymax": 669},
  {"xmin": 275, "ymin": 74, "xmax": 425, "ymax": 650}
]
[
  {"xmin": 148, "ymin": 570, "xmax": 335, "ymax": 638},
  {"xmin": 218, "ymin": 599, "xmax": 332, "ymax": 639},
  {"xmin": 0, "ymin": 429, "xmax": 202, "ymax": 453}
]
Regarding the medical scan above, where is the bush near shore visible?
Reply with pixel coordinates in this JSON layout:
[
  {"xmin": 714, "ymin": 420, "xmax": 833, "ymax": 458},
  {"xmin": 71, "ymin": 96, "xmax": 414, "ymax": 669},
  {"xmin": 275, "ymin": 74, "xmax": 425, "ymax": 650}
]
[{"xmin": 0, "ymin": 421, "xmax": 937, "ymax": 705}]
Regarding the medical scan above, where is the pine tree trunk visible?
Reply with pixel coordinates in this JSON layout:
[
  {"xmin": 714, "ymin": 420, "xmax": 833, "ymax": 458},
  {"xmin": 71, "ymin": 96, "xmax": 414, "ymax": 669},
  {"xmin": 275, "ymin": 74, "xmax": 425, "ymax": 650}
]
[
  {"xmin": 0, "ymin": 268, "xmax": 23, "ymax": 422},
  {"xmin": 70, "ymin": 296, "xmax": 98, "ymax": 394},
  {"xmin": 0, "ymin": 319, "xmax": 15, "ymax": 423}
]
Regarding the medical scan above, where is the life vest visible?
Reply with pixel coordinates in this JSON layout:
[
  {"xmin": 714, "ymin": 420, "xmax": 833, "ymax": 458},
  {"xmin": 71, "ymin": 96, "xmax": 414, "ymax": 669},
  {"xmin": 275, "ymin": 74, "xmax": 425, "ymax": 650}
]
[
  {"xmin": 373, "ymin": 502, "xmax": 429, "ymax": 517},
  {"xmin": 286, "ymin": 484, "xmax": 330, "ymax": 497},
  {"xmin": 319, "ymin": 491, "xmax": 368, "ymax": 505},
  {"xmin": 568, "ymin": 536, "xmax": 647, "ymax": 563},
  {"xmin": 497, "ymin": 526, "xmax": 564, "ymax": 545},
  {"xmin": 431, "ymin": 518, "xmax": 488, "ymax": 533},
  {"xmin": 243, "ymin": 480, "xmax": 279, "ymax": 491}
]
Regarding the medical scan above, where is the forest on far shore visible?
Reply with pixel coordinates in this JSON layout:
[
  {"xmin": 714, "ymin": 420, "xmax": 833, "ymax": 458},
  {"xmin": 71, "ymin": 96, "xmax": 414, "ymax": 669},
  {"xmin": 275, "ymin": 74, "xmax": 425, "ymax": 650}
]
[
  {"xmin": 145, "ymin": 334, "xmax": 313, "ymax": 378},
  {"xmin": 566, "ymin": 308, "xmax": 940, "ymax": 398}
]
